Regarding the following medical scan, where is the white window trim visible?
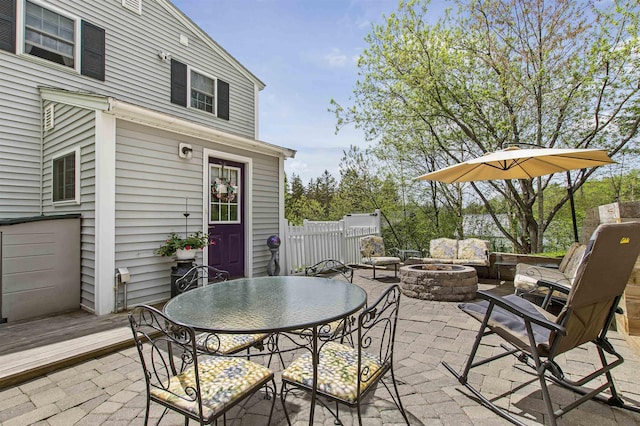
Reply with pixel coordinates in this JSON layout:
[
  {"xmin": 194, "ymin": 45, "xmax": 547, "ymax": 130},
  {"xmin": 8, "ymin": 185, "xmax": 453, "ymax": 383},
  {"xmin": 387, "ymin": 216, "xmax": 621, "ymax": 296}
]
[
  {"xmin": 209, "ymin": 164, "xmax": 242, "ymax": 225},
  {"xmin": 187, "ymin": 65, "xmax": 218, "ymax": 117},
  {"xmin": 16, "ymin": 0, "xmax": 82, "ymax": 74},
  {"xmin": 51, "ymin": 146, "xmax": 80, "ymax": 205}
]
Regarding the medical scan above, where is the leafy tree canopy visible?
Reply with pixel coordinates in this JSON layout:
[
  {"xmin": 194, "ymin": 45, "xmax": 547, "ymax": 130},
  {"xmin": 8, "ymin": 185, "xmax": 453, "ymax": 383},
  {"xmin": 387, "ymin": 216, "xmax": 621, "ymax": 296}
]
[{"xmin": 331, "ymin": 0, "xmax": 640, "ymax": 253}]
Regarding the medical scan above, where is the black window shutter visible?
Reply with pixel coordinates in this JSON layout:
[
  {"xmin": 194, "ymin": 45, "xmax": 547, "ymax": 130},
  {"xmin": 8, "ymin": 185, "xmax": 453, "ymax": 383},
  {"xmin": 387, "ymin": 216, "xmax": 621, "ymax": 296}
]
[
  {"xmin": 171, "ymin": 59, "xmax": 187, "ymax": 107},
  {"xmin": 81, "ymin": 20, "xmax": 105, "ymax": 81},
  {"xmin": 0, "ymin": 0, "xmax": 16, "ymax": 53},
  {"xmin": 217, "ymin": 79, "xmax": 229, "ymax": 120}
]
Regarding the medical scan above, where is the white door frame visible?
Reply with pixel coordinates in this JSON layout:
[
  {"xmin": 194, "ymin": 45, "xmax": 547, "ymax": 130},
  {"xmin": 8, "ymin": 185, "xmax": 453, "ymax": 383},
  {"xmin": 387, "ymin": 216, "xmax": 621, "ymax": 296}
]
[{"xmin": 202, "ymin": 149, "xmax": 253, "ymax": 277}]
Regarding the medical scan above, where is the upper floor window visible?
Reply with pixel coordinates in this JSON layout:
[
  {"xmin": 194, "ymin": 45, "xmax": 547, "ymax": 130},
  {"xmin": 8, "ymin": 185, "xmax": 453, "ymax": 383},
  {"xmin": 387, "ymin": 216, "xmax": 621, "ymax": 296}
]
[
  {"xmin": 0, "ymin": 0, "xmax": 106, "ymax": 80},
  {"xmin": 190, "ymin": 70, "xmax": 215, "ymax": 114},
  {"xmin": 52, "ymin": 148, "xmax": 79, "ymax": 204},
  {"xmin": 24, "ymin": 1, "xmax": 75, "ymax": 68},
  {"xmin": 171, "ymin": 59, "xmax": 230, "ymax": 120}
]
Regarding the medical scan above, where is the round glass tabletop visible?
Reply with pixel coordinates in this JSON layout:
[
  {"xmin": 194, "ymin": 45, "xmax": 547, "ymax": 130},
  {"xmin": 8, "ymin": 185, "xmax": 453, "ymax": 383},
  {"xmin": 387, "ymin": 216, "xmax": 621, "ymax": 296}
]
[{"xmin": 163, "ymin": 276, "xmax": 368, "ymax": 333}]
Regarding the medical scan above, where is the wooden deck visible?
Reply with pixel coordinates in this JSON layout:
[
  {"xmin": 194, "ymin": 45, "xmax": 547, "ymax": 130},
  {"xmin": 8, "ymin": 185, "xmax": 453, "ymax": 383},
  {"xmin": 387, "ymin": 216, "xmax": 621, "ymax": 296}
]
[
  {"xmin": 0, "ymin": 306, "xmax": 161, "ymax": 388},
  {"xmin": 0, "ymin": 309, "xmax": 131, "ymax": 356}
]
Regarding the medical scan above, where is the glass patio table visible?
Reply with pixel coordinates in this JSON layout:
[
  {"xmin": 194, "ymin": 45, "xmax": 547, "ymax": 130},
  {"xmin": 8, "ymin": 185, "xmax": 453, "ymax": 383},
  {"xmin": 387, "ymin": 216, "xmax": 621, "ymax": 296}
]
[{"xmin": 163, "ymin": 275, "xmax": 368, "ymax": 424}]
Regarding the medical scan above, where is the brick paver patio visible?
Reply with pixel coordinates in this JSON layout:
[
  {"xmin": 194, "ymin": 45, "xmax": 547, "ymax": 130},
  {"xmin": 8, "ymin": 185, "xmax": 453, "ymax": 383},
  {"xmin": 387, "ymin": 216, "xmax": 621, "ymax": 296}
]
[{"xmin": 1, "ymin": 270, "xmax": 640, "ymax": 425}]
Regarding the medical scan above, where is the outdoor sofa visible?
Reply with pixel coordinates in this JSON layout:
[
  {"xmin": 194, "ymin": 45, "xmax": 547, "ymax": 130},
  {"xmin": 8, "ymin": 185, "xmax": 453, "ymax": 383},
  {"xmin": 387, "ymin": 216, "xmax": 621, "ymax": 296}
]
[
  {"xmin": 407, "ymin": 238, "xmax": 491, "ymax": 267},
  {"xmin": 513, "ymin": 242, "xmax": 586, "ymax": 299}
]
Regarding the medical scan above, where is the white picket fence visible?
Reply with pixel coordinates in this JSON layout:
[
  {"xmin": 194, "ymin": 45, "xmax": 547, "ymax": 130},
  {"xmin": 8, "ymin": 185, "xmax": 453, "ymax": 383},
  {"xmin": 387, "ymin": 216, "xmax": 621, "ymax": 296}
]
[{"xmin": 281, "ymin": 211, "xmax": 381, "ymax": 274}]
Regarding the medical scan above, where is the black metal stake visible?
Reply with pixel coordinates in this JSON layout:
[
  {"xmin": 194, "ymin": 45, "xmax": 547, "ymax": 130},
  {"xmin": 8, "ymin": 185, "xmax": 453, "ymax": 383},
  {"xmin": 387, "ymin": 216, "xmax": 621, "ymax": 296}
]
[
  {"xmin": 184, "ymin": 197, "xmax": 190, "ymax": 238},
  {"xmin": 566, "ymin": 171, "xmax": 579, "ymax": 243}
]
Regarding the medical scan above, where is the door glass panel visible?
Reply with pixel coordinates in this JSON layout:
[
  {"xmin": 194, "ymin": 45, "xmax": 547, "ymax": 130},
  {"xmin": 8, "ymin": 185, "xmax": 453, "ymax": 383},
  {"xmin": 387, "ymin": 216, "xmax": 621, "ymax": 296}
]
[{"xmin": 210, "ymin": 164, "xmax": 241, "ymax": 224}]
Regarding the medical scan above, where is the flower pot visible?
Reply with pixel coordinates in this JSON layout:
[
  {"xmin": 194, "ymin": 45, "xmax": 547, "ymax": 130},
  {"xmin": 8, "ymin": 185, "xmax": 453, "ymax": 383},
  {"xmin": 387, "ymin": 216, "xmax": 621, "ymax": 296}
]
[{"xmin": 175, "ymin": 248, "xmax": 197, "ymax": 260}]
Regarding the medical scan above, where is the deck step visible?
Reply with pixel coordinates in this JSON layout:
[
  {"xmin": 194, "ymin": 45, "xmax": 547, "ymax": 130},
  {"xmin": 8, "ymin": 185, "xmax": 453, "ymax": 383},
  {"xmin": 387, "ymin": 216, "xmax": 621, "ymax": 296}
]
[{"xmin": 0, "ymin": 326, "xmax": 133, "ymax": 389}]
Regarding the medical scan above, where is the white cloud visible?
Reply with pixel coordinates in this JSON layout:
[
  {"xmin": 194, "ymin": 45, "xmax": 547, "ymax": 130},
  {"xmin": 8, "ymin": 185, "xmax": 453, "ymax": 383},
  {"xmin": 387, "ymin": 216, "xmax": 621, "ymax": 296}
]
[{"xmin": 323, "ymin": 48, "xmax": 349, "ymax": 68}]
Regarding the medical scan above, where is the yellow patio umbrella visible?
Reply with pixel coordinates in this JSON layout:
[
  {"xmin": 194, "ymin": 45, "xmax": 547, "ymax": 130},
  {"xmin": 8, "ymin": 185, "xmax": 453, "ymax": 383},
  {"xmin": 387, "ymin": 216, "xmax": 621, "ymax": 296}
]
[{"xmin": 416, "ymin": 146, "xmax": 615, "ymax": 242}]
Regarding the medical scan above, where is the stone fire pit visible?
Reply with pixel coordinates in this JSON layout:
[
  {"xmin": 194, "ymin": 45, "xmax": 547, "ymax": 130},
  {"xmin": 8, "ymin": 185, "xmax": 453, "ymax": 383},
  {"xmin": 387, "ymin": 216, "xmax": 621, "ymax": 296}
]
[{"xmin": 399, "ymin": 264, "xmax": 478, "ymax": 302}]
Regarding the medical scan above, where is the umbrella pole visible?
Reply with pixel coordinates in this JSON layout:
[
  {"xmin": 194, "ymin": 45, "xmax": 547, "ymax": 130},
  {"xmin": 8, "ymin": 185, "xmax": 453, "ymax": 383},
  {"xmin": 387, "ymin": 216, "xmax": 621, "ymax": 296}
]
[{"xmin": 566, "ymin": 172, "xmax": 579, "ymax": 242}]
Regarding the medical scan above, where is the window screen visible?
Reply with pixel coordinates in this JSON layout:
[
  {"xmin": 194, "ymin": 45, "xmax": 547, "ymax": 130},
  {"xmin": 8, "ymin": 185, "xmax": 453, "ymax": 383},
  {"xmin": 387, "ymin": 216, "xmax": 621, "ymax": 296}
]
[
  {"xmin": 52, "ymin": 151, "xmax": 76, "ymax": 202},
  {"xmin": 25, "ymin": 1, "xmax": 75, "ymax": 67}
]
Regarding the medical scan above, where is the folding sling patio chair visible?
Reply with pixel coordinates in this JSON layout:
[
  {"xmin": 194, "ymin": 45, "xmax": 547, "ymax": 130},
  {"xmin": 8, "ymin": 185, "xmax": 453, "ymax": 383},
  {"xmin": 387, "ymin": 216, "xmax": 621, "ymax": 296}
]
[{"xmin": 443, "ymin": 222, "xmax": 640, "ymax": 426}]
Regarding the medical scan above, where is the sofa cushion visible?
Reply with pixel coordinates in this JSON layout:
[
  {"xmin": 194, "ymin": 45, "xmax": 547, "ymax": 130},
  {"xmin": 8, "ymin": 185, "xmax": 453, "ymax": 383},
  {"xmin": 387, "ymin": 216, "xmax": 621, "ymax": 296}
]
[
  {"xmin": 514, "ymin": 244, "xmax": 586, "ymax": 298},
  {"xmin": 361, "ymin": 256, "xmax": 400, "ymax": 266},
  {"xmin": 360, "ymin": 236, "xmax": 386, "ymax": 257},
  {"xmin": 452, "ymin": 258, "xmax": 489, "ymax": 266},
  {"xmin": 561, "ymin": 244, "xmax": 586, "ymax": 277},
  {"xmin": 558, "ymin": 242, "xmax": 581, "ymax": 272},
  {"xmin": 514, "ymin": 264, "xmax": 572, "ymax": 292},
  {"xmin": 457, "ymin": 238, "xmax": 490, "ymax": 264},
  {"xmin": 429, "ymin": 238, "xmax": 458, "ymax": 259}
]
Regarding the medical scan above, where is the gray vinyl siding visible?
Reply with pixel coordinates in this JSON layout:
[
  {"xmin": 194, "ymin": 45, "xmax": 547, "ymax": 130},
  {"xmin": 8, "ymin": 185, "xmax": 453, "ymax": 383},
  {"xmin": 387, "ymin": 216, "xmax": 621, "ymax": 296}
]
[
  {"xmin": 0, "ymin": 55, "xmax": 43, "ymax": 218},
  {"xmin": 252, "ymin": 156, "xmax": 281, "ymax": 274},
  {"xmin": 115, "ymin": 121, "xmax": 280, "ymax": 306},
  {"xmin": 41, "ymin": 103, "xmax": 97, "ymax": 311},
  {"xmin": 0, "ymin": 0, "xmax": 259, "ymax": 219}
]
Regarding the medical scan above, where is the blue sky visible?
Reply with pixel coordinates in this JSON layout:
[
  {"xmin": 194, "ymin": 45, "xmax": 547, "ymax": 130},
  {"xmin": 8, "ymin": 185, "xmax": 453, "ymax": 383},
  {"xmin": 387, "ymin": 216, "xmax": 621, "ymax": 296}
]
[{"xmin": 170, "ymin": 0, "xmax": 420, "ymax": 185}]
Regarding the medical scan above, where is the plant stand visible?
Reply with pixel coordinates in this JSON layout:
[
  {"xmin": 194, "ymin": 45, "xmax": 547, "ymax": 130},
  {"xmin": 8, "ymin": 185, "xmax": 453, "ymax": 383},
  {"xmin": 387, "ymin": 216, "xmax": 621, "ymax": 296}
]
[{"xmin": 170, "ymin": 260, "xmax": 195, "ymax": 297}]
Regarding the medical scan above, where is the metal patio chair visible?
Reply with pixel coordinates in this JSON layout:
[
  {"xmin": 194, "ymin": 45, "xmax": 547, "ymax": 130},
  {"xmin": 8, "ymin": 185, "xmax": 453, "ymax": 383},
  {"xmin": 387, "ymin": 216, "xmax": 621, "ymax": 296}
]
[
  {"xmin": 298, "ymin": 259, "xmax": 357, "ymax": 341},
  {"xmin": 175, "ymin": 265, "xmax": 269, "ymax": 356},
  {"xmin": 305, "ymin": 258, "xmax": 354, "ymax": 283},
  {"xmin": 128, "ymin": 305, "xmax": 276, "ymax": 425},
  {"xmin": 443, "ymin": 222, "xmax": 640, "ymax": 426},
  {"xmin": 359, "ymin": 236, "xmax": 401, "ymax": 279},
  {"xmin": 280, "ymin": 284, "xmax": 409, "ymax": 425}
]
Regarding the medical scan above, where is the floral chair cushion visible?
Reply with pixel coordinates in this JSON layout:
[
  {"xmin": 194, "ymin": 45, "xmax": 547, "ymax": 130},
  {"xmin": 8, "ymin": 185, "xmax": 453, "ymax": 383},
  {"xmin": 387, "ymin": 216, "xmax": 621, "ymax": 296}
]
[
  {"xmin": 429, "ymin": 238, "xmax": 458, "ymax": 259},
  {"xmin": 514, "ymin": 244, "xmax": 586, "ymax": 298},
  {"xmin": 195, "ymin": 332, "xmax": 268, "ymax": 355},
  {"xmin": 150, "ymin": 355, "xmax": 273, "ymax": 420},
  {"xmin": 561, "ymin": 244, "xmax": 586, "ymax": 278},
  {"xmin": 282, "ymin": 341, "xmax": 384, "ymax": 403},
  {"xmin": 359, "ymin": 236, "xmax": 386, "ymax": 257},
  {"xmin": 457, "ymin": 238, "xmax": 490, "ymax": 261}
]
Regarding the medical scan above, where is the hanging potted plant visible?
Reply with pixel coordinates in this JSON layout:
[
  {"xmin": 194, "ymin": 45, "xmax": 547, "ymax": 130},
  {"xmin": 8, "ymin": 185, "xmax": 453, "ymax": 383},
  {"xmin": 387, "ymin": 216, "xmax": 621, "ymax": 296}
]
[{"xmin": 156, "ymin": 231, "xmax": 211, "ymax": 260}]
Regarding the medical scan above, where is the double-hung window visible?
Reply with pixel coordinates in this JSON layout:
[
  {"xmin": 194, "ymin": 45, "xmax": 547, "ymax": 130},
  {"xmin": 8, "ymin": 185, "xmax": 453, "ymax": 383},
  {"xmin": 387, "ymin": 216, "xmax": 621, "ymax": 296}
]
[
  {"xmin": 2, "ymin": 0, "xmax": 106, "ymax": 80},
  {"xmin": 24, "ymin": 1, "xmax": 76, "ymax": 68},
  {"xmin": 52, "ymin": 148, "xmax": 79, "ymax": 204},
  {"xmin": 170, "ymin": 59, "xmax": 230, "ymax": 120},
  {"xmin": 190, "ymin": 69, "xmax": 215, "ymax": 114}
]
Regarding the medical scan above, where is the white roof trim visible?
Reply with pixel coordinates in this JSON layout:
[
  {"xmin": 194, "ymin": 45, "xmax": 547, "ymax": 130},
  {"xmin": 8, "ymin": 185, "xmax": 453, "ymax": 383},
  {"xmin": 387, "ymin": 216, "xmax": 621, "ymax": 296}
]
[
  {"xmin": 38, "ymin": 87, "xmax": 295, "ymax": 159},
  {"xmin": 39, "ymin": 87, "xmax": 110, "ymax": 110},
  {"xmin": 155, "ymin": 0, "xmax": 266, "ymax": 90},
  {"xmin": 107, "ymin": 98, "xmax": 295, "ymax": 158}
]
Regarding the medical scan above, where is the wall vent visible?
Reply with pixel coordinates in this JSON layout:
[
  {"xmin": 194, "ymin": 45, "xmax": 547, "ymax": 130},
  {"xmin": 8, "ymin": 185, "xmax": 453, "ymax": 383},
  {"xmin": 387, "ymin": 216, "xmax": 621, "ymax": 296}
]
[
  {"xmin": 44, "ymin": 104, "xmax": 55, "ymax": 131},
  {"xmin": 122, "ymin": 0, "xmax": 142, "ymax": 15}
]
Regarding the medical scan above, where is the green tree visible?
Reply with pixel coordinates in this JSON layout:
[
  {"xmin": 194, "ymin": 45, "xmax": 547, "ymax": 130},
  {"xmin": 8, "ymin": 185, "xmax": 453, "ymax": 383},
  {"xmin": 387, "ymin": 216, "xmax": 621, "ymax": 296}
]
[
  {"xmin": 332, "ymin": 0, "xmax": 640, "ymax": 253},
  {"xmin": 285, "ymin": 173, "xmax": 307, "ymax": 225},
  {"xmin": 306, "ymin": 170, "xmax": 337, "ymax": 220}
]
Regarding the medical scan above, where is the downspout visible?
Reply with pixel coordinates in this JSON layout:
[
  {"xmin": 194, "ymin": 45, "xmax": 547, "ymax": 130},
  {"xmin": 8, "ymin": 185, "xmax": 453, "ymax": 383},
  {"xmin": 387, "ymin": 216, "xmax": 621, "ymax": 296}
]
[{"xmin": 39, "ymin": 98, "xmax": 44, "ymax": 215}]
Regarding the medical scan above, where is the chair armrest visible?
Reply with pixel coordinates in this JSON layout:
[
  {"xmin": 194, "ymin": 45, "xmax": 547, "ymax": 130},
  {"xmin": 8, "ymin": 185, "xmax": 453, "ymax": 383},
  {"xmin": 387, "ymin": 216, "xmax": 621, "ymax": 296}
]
[
  {"xmin": 536, "ymin": 279, "xmax": 571, "ymax": 295},
  {"xmin": 477, "ymin": 290, "xmax": 566, "ymax": 335}
]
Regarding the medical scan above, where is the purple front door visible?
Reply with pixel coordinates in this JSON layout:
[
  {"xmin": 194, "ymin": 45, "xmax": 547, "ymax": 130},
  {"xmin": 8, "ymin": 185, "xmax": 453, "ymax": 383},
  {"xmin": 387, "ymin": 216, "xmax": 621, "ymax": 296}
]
[{"xmin": 208, "ymin": 158, "xmax": 245, "ymax": 278}]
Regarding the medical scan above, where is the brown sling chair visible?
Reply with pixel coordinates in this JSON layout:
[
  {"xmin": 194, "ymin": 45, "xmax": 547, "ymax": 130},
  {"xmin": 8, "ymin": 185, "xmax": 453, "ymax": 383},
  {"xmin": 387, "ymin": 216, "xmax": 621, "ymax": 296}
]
[{"xmin": 443, "ymin": 222, "xmax": 640, "ymax": 425}]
